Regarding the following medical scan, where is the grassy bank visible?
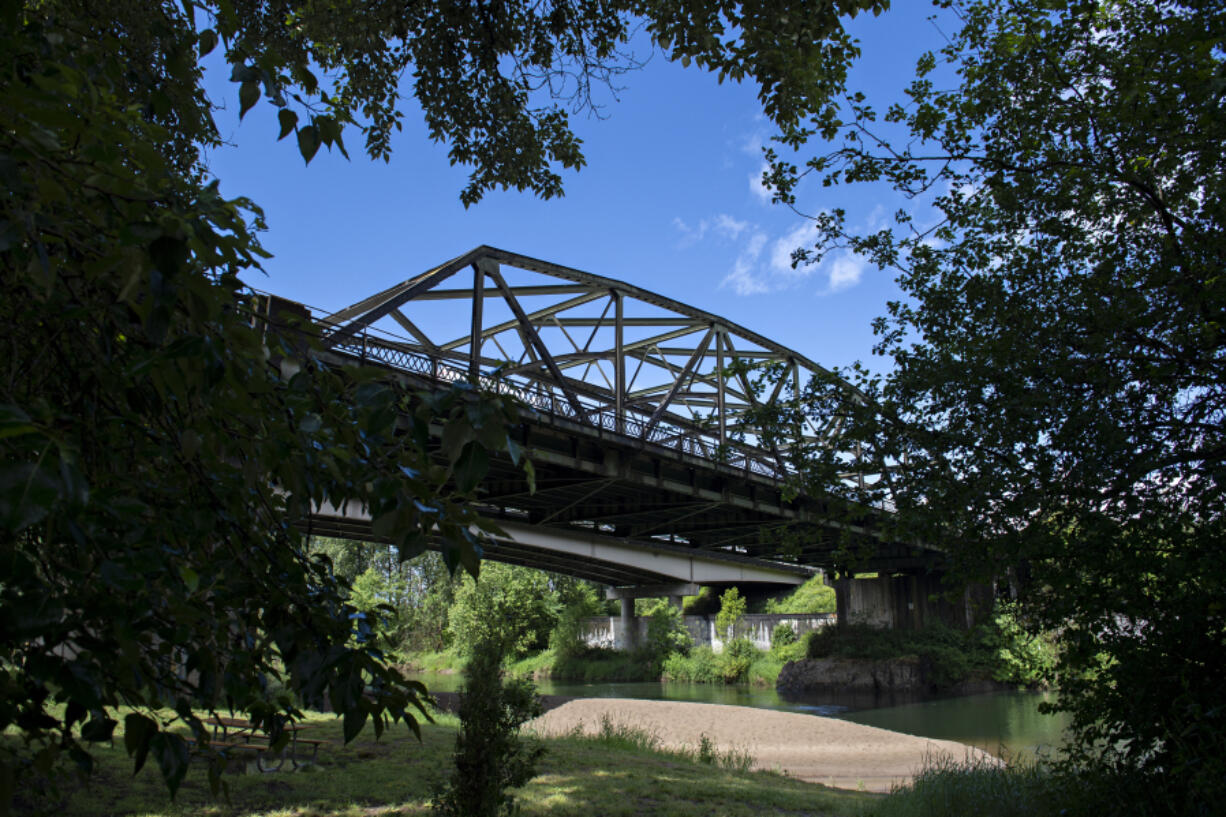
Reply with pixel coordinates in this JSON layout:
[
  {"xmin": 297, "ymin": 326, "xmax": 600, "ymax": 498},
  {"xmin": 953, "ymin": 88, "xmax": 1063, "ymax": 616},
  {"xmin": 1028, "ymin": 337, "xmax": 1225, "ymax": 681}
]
[
  {"xmin": 805, "ymin": 616, "xmax": 1055, "ymax": 689},
  {"xmin": 9, "ymin": 708, "xmax": 876, "ymax": 816}
]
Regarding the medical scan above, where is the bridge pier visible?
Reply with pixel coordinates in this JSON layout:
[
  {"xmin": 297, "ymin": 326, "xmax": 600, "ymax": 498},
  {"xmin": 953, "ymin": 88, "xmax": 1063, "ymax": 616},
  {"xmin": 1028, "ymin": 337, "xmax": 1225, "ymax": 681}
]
[
  {"xmin": 833, "ymin": 571, "xmax": 992, "ymax": 630},
  {"xmin": 617, "ymin": 598, "xmax": 636, "ymax": 650}
]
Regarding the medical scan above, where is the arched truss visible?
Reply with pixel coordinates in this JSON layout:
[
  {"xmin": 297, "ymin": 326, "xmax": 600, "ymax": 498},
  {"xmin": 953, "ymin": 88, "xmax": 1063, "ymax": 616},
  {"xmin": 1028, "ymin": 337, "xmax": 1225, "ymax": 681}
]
[{"xmin": 321, "ymin": 246, "xmax": 864, "ymax": 480}]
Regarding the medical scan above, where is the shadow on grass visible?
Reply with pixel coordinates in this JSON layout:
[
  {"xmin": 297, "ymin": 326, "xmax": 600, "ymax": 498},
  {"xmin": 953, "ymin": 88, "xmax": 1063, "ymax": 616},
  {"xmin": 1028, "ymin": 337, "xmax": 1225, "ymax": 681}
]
[{"xmin": 7, "ymin": 709, "xmax": 877, "ymax": 817}]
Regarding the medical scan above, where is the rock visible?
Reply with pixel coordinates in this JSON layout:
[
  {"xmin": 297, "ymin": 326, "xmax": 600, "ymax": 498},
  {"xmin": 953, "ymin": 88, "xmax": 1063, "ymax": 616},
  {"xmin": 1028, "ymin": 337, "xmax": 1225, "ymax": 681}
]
[
  {"xmin": 776, "ymin": 656, "xmax": 927, "ymax": 694},
  {"xmin": 776, "ymin": 657, "xmax": 1015, "ymax": 696}
]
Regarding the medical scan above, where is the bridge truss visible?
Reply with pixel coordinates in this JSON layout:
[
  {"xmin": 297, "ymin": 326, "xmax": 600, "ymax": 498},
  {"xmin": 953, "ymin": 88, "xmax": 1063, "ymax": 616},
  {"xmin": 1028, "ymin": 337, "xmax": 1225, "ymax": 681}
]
[
  {"xmin": 292, "ymin": 246, "xmax": 930, "ymax": 576},
  {"xmin": 320, "ymin": 245, "xmax": 860, "ymax": 481}
]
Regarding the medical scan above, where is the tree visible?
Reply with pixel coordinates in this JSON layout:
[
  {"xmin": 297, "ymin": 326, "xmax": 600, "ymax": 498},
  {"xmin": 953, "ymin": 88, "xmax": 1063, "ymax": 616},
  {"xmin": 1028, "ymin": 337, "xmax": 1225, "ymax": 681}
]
[
  {"xmin": 715, "ymin": 587, "xmax": 747, "ymax": 641},
  {"xmin": 763, "ymin": 0, "xmax": 1226, "ymax": 809},
  {"xmin": 1, "ymin": 0, "xmax": 889, "ymax": 803},
  {"xmin": 431, "ymin": 639, "xmax": 543, "ymax": 817},
  {"xmin": 447, "ymin": 564, "xmax": 560, "ymax": 659},
  {"xmin": 0, "ymin": 7, "xmax": 516, "ymax": 802}
]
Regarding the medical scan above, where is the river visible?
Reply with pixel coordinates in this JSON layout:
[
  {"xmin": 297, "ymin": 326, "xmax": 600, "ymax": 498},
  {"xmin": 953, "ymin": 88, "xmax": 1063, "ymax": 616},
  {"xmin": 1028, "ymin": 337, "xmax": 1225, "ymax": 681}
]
[{"xmin": 409, "ymin": 673, "xmax": 1070, "ymax": 759}]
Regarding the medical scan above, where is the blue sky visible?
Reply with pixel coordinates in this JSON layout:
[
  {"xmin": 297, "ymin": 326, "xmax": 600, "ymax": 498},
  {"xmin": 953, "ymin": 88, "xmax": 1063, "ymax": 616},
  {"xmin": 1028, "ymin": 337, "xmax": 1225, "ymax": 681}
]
[{"xmin": 203, "ymin": 4, "xmax": 950, "ymax": 373}]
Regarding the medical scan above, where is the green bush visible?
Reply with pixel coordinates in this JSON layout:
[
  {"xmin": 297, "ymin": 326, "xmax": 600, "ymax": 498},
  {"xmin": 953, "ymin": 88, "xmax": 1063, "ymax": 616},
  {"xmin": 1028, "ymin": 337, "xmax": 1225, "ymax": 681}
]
[
  {"xmin": 802, "ymin": 613, "xmax": 1053, "ymax": 690},
  {"xmin": 760, "ymin": 576, "xmax": 837, "ymax": 614},
  {"xmin": 432, "ymin": 639, "xmax": 544, "ymax": 817},
  {"xmin": 980, "ymin": 602, "xmax": 1057, "ymax": 686},
  {"xmin": 747, "ymin": 653, "xmax": 787, "ymax": 687},
  {"xmin": 681, "ymin": 587, "xmax": 719, "ymax": 615},
  {"xmin": 715, "ymin": 588, "xmax": 747, "ymax": 641},
  {"xmin": 717, "ymin": 637, "xmax": 757, "ymax": 683},
  {"xmin": 662, "ymin": 645, "xmax": 721, "ymax": 684},
  {"xmin": 639, "ymin": 604, "xmax": 692, "ymax": 672},
  {"xmin": 447, "ymin": 563, "xmax": 559, "ymax": 659},
  {"xmin": 770, "ymin": 622, "xmax": 797, "ymax": 649}
]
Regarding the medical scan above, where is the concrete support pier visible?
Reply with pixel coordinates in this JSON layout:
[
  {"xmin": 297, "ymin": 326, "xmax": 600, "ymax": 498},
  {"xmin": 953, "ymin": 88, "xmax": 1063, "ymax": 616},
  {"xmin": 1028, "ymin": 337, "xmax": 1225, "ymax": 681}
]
[
  {"xmin": 616, "ymin": 597, "xmax": 636, "ymax": 649},
  {"xmin": 833, "ymin": 572, "xmax": 992, "ymax": 630}
]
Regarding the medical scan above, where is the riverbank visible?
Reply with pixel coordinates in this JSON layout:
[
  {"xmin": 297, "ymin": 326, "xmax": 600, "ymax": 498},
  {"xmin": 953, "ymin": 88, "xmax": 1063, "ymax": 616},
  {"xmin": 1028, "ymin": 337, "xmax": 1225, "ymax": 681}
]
[{"xmin": 527, "ymin": 697, "xmax": 997, "ymax": 792}]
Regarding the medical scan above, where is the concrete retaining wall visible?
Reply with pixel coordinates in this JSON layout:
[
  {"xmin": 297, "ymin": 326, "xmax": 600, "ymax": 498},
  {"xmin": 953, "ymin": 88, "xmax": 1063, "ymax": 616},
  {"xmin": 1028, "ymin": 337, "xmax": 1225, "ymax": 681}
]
[{"xmin": 579, "ymin": 612, "xmax": 836, "ymax": 652}]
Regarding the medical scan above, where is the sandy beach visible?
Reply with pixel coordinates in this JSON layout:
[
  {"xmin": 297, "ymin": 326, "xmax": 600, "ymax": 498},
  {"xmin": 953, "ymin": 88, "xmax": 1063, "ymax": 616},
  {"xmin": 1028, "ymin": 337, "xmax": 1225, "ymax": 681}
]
[{"xmin": 525, "ymin": 697, "xmax": 995, "ymax": 793}]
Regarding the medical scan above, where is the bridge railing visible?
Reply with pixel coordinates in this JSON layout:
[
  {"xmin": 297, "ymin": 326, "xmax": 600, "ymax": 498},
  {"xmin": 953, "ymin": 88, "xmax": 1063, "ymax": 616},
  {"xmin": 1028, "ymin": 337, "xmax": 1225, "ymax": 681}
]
[{"xmin": 331, "ymin": 331, "xmax": 786, "ymax": 479}]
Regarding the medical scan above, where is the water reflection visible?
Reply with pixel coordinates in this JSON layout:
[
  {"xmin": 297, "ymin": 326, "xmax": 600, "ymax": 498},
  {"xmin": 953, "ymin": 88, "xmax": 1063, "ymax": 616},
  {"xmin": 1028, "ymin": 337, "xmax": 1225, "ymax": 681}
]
[{"xmin": 409, "ymin": 672, "xmax": 1069, "ymax": 758}]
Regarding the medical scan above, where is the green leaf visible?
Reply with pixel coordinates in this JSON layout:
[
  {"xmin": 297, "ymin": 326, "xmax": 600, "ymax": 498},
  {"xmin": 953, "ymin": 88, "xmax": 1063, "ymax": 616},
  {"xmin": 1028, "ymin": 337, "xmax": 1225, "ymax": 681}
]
[
  {"xmin": 505, "ymin": 435, "xmax": 524, "ymax": 465},
  {"xmin": 81, "ymin": 715, "xmax": 117, "ymax": 743},
  {"xmin": 342, "ymin": 706, "xmax": 368, "ymax": 744},
  {"xmin": 277, "ymin": 108, "xmax": 297, "ymax": 141},
  {"xmin": 179, "ymin": 566, "xmax": 199, "ymax": 593},
  {"xmin": 522, "ymin": 459, "xmax": 537, "ymax": 495},
  {"xmin": 0, "ymin": 404, "xmax": 37, "ymax": 439},
  {"xmin": 372, "ymin": 507, "xmax": 405, "ymax": 539},
  {"xmin": 197, "ymin": 29, "xmax": 218, "ymax": 57},
  {"xmin": 452, "ymin": 442, "xmax": 488, "ymax": 493},
  {"xmin": 441, "ymin": 421, "xmax": 474, "ymax": 464},
  {"xmin": 152, "ymin": 733, "xmax": 189, "ymax": 798},
  {"xmin": 123, "ymin": 713, "xmax": 157, "ymax": 775},
  {"xmin": 297, "ymin": 125, "xmax": 321, "ymax": 164},
  {"xmin": 238, "ymin": 80, "xmax": 260, "ymax": 119}
]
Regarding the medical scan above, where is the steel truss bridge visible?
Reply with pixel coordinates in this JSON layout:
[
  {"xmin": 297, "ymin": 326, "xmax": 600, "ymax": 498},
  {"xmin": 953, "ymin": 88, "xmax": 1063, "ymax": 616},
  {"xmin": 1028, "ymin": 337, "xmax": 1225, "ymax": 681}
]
[{"xmin": 287, "ymin": 246, "xmax": 941, "ymax": 590}]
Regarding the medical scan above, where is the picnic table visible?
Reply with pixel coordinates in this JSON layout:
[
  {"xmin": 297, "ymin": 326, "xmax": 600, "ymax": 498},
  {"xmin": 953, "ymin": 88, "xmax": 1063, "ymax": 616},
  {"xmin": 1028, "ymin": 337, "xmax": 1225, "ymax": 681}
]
[{"xmin": 200, "ymin": 716, "xmax": 329, "ymax": 772}]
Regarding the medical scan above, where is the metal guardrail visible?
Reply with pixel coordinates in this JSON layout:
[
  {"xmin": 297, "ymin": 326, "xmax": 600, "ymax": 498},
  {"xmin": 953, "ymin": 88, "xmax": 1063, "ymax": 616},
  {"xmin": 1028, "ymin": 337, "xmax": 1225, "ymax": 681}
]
[{"xmin": 332, "ymin": 332, "xmax": 785, "ymax": 479}]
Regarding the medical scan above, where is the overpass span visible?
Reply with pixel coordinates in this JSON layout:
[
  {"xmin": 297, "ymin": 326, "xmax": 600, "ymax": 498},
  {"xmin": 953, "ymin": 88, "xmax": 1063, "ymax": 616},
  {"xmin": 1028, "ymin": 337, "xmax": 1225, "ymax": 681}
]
[{"xmin": 273, "ymin": 246, "xmax": 943, "ymax": 583}]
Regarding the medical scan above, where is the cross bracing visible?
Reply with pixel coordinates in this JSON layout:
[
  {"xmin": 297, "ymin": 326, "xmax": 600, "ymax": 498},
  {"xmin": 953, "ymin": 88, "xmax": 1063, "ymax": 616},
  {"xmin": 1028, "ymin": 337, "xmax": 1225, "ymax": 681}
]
[
  {"xmin": 319, "ymin": 245, "xmax": 863, "ymax": 482},
  {"xmin": 280, "ymin": 246, "xmax": 934, "ymax": 575}
]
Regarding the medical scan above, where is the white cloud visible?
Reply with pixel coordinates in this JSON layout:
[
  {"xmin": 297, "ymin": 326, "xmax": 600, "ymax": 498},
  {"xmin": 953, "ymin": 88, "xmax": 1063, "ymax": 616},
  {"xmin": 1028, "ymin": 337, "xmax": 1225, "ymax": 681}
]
[
  {"xmin": 748, "ymin": 161, "xmax": 772, "ymax": 204},
  {"xmin": 713, "ymin": 213, "xmax": 749, "ymax": 240},
  {"xmin": 823, "ymin": 252, "xmax": 867, "ymax": 294},
  {"xmin": 672, "ymin": 216, "xmax": 706, "ymax": 247},
  {"xmin": 722, "ymin": 230, "xmax": 770, "ymax": 295},
  {"xmin": 769, "ymin": 222, "xmax": 818, "ymax": 277},
  {"xmin": 714, "ymin": 221, "xmax": 871, "ymax": 297},
  {"xmin": 674, "ymin": 214, "xmax": 750, "ymax": 248}
]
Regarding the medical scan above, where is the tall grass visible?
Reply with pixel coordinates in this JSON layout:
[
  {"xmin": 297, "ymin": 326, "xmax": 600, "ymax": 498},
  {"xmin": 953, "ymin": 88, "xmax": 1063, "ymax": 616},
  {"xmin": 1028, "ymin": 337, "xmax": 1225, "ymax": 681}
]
[
  {"xmin": 866, "ymin": 752, "xmax": 1172, "ymax": 817},
  {"xmin": 564, "ymin": 714, "xmax": 756, "ymax": 773}
]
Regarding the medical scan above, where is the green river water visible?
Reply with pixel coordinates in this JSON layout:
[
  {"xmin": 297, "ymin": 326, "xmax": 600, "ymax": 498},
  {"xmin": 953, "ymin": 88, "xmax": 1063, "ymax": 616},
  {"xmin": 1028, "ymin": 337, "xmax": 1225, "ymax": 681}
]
[{"xmin": 410, "ymin": 673, "xmax": 1070, "ymax": 759}]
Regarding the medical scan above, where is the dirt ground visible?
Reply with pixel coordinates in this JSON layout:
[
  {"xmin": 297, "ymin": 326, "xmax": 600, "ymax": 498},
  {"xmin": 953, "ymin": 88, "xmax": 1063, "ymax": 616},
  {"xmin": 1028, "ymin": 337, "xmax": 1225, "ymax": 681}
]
[{"xmin": 525, "ymin": 697, "xmax": 995, "ymax": 793}]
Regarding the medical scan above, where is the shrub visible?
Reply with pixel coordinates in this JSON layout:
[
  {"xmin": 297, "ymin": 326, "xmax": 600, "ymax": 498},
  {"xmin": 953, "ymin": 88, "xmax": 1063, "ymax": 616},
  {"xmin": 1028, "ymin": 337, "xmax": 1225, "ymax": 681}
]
[
  {"xmin": 760, "ymin": 576, "xmax": 836, "ymax": 614},
  {"xmin": 682, "ymin": 587, "xmax": 719, "ymax": 615},
  {"xmin": 717, "ymin": 638, "xmax": 756, "ymax": 683},
  {"xmin": 662, "ymin": 646, "xmax": 721, "ymax": 684},
  {"xmin": 803, "ymin": 614, "xmax": 1056, "ymax": 690},
  {"xmin": 640, "ymin": 603, "xmax": 692, "ymax": 671},
  {"xmin": 432, "ymin": 639, "xmax": 544, "ymax": 817},
  {"xmin": 979, "ymin": 602, "xmax": 1057, "ymax": 686},
  {"xmin": 715, "ymin": 587, "xmax": 747, "ymax": 641},
  {"xmin": 771, "ymin": 622, "xmax": 797, "ymax": 649},
  {"xmin": 448, "ymin": 563, "xmax": 558, "ymax": 659}
]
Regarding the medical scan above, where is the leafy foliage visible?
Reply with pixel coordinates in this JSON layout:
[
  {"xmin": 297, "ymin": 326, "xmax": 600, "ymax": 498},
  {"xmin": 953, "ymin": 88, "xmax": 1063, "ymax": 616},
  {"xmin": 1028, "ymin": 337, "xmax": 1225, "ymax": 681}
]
[
  {"xmin": 770, "ymin": 622, "xmax": 798, "ymax": 649},
  {"xmin": 0, "ymin": 7, "xmax": 524, "ymax": 801},
  {"xmin": 760, "ymin": 0, "xmax": 1226, "ymax": 807},
  {"xmin": 638, "ymin": 604, "xmax": 693, "ymax": 673},
  {"xmin": 715, "ymin": 587, "xmax": 748, "ymax": 641},
  {"xmin": 38, "ymin": 0, "xmax": 886, "ymax": 208},
  {"xmin": 447, "ymin": 564, "xmax": 560, "ymax": 659},
  {"xmin": 431, "ymin": 639, "xmax": 544, "ymax": 817},
  {"xmin": 0, "ymin": 0, "xmax": 941, "ymax": 806},
  {"xmin": 759, "ymin": 576, "xmax": 836, "ymax": 614},
  {"xmin": 804, "ymin": 614, "xmax": 1053, "ymax": 690}
]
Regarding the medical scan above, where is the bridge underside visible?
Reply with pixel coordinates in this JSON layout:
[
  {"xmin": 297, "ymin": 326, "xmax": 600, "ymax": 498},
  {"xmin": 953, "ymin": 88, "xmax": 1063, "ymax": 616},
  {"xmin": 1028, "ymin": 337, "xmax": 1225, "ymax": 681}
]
[{"xmin": 309, "ymin": 502, "xmax": 813, "ymax": 589}]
